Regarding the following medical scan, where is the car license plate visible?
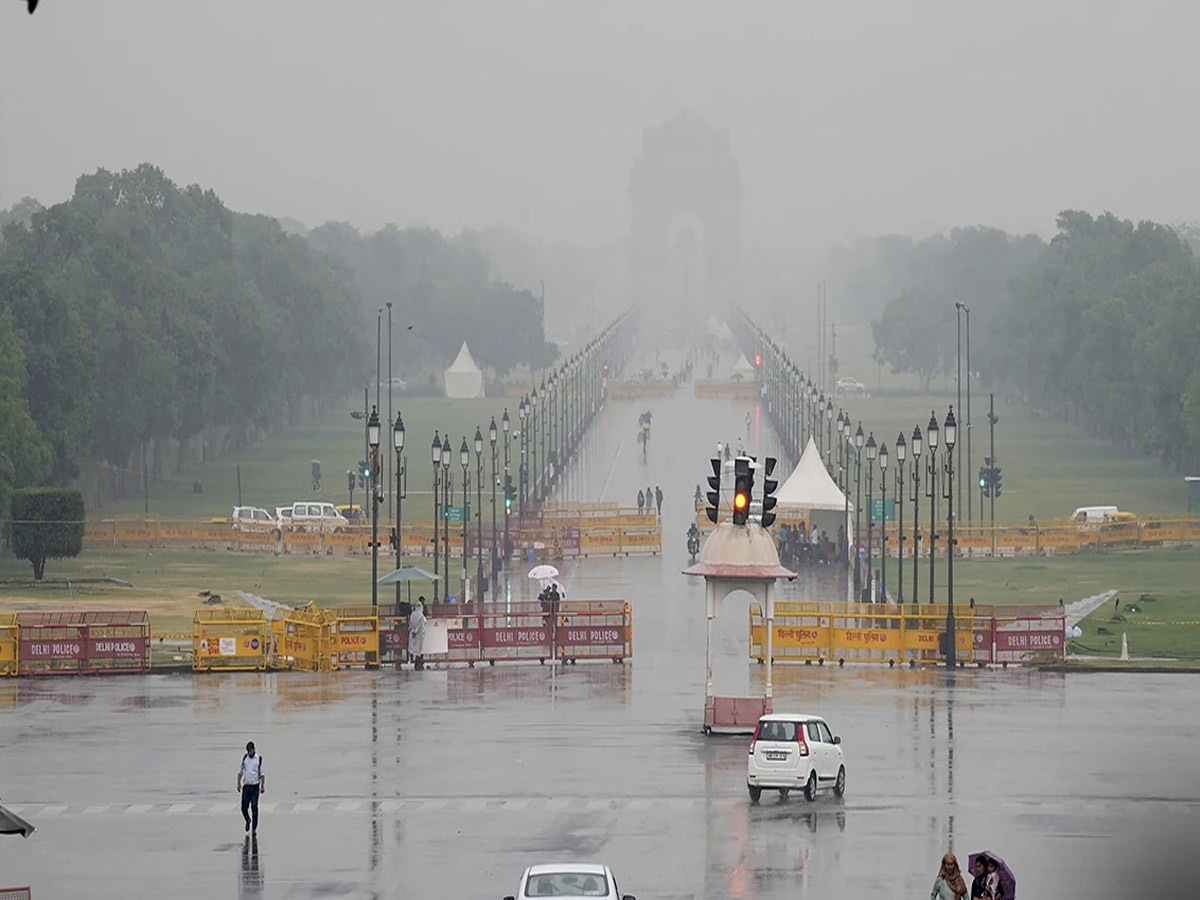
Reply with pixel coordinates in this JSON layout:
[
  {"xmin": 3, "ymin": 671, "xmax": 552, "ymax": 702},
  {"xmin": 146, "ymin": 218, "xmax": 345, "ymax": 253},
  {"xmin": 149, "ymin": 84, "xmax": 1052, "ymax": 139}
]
[{"xmin": 765, "ymin": 751, "xmax": 788, "ymax": 761}]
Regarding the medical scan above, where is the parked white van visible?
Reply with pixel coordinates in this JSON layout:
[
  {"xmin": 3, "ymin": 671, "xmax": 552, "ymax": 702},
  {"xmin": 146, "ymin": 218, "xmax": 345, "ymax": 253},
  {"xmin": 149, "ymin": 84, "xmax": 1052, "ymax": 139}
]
[{"xmin": 284, "ymin": 501, "xmax": 350, "ymax": 532}]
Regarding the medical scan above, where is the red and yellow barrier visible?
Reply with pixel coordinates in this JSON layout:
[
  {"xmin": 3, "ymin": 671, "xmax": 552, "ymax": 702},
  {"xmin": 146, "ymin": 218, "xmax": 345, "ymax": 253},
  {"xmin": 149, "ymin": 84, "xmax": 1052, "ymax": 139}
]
[
  {"xmin": 0, "ymin": 613, "xmax": 17, "ymax": 676},
  {"xmin": 193, "ymin": 608, "xmax": 269, "ymax": 671}
]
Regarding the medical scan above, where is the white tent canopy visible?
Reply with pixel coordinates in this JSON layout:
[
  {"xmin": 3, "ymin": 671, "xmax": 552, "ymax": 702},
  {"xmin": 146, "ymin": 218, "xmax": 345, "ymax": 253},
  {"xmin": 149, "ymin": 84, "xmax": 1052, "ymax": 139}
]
[
  {"xmin": 777, "ymin": 437, "xmax": 851, "ymax": 512},
  {"xmin": 776, "ymin": 437, "xmax": 854, "ymax": 546},
  {"xmin": 730, "ymin": 353, "xmax": 756, "ymax": 379},
  {"xmin": 444, "ymin": 342, "xmax": 484, "ymax": 399}
]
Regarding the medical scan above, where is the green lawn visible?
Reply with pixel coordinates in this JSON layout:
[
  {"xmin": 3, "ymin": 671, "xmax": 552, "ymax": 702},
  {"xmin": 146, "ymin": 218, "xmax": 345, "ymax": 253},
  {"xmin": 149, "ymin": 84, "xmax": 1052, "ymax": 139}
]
[
  {"xmin": 0, "ymin": 546, "xmax": 469, "ymax": 636},
  {"xmin": 101, "ymin": 395, "xmax": 528, "ymax": 523}
]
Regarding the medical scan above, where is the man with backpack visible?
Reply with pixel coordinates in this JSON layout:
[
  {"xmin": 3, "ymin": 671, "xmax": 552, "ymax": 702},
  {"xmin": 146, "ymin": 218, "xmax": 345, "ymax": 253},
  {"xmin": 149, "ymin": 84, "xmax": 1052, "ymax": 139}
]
[{"xmin": 236, "ymin": 741, "xmax": 266, "ymax": 834}]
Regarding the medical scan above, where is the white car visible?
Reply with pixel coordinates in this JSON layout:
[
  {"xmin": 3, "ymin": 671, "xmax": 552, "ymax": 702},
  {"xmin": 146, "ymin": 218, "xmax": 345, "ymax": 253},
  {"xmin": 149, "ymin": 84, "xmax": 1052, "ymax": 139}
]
[
  {"xmin": 834, "ymin": 377, "xmax": 866, "ymax": 397},
  {"xmin": 505, "ymin": 864, "xmax": 634, "ymax": 900},
  {"xmin": 284, "ymin": 500, "xmax": 350, "ymax": 533},
  {"xmin": 230, "ymin": 506, "xmax": 277, "ymax": 532},
  {"xmin": 747, "ymin": 713, "xmax": 846, "ymax": 803}
]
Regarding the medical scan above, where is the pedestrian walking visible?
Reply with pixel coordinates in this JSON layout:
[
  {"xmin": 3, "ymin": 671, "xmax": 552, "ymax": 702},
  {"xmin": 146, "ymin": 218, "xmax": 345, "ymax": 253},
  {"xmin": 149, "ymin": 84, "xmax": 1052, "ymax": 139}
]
[
  {"xmin": 237, "ymin": 741, "xmax": 265, "ymax": 834},
  {"xmin": 655, "ymin": 486, "xmax": 663, "ymax": 516},
  {"xmin": 637, "ymin": 490, "xmax": 645, "ymax": 513},
  {"xmin": 931, "ymin": 852, "xmax": 969, "ymax": 900}
]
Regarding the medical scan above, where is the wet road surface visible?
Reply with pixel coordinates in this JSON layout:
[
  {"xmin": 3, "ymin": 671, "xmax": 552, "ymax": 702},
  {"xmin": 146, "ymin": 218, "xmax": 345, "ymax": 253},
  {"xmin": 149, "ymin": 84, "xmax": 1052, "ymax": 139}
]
[{"xmin": 4, "ymin": 354, "xmax": 1199, "ymax": 898}]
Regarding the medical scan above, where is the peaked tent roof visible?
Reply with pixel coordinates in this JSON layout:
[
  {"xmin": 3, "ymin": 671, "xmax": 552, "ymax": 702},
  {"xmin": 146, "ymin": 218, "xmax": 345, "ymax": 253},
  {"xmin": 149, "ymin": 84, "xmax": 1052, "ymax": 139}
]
[
  {"xmin": 730, "ymin": 353, "xmax": 756, "ymax": 376},
  {"xmin": 446, "ymin": 342, "xmax": 482, "ymax": 375},
  {"xmin": 776, "ymin": 437, "xmax": 852, "ymax": 511}
]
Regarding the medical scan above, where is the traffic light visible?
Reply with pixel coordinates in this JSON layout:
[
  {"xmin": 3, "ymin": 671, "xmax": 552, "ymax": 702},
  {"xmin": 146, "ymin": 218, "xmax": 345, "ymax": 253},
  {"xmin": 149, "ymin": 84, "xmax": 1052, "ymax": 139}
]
[
  {"xmin": 504, "ymin": 474, "xmax": 515, "ymax": 515},
  {"xmin": 732, "ymin": 457, "xmax": 753, "ymax": 526},
  {"xmin": 760, "ymin": 457, "xmax": 778, "ymax": 528},
  {"xmin": 347, "ymin": 470, "xmax": 355, "ymax": 493},
  {"xmin": 705, "ymin": 458, "xmax": 721, "ymax": 524},
  {"xmin": 754, "ymin": 353, "xmax": 762, "ymax": 367},
  {"xmin": 978, "ymin": 466, "xmax": 990, "ymax": 497},
  {"xmin": 357, "ymin": 460, "xmax": 369, "ymax": 489},
  {"xmin": 992, "ymin": 466, "xmax": 1002, "ymax": 498}
]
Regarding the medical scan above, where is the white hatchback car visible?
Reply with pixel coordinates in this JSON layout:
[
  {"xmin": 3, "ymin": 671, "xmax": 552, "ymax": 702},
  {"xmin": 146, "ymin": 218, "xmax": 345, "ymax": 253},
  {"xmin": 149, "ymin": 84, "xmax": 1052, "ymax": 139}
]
[
  {"xmin": 747, "ymin": 713, "xmax": 846, "ymax": 803},
  {"xmin": 505, "ymin": 864, "xmax": 634, "ymax": 900}
]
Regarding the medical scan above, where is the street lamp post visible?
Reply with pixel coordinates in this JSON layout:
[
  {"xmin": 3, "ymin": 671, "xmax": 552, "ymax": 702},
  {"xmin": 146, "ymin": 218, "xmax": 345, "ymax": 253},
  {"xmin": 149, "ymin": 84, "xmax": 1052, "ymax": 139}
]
[
  {"xmin": 530, "ymin": 386, "xmax": 539, "ymax": 504},
  {"xmin": 502, "ymin": 408, "xmax": 512, "ymax": 567},
  {"xmin": 539, "ymin": 378, "xmax": 547, "ymax": 502},
  {"xmin": 368, "ymin": 407, "xmax": 381, "ymax": 614},
  {"xmin": 909, "ymin": 425, "xmax": 923, "ymax": 608},
  {"xmin": 431, "ymin": 432, "xmax": 441, "ymax": 603},
  {"xmin": 925, "ymin": 412, "xmax": 940, "ymax": 605},
  {"xmin": 518, "ymin": 398, "xmax": 528, "ymax": 516},
  {"xmin": 865, "ymin": 433, "xmax": 877, "ymax": 603},
  {"xmin": 942, "ymin": 406, "xmax": 958, "ymax": 668},
  {"xmin": 441, "ymin": 435, "xmax": 451, "ymax": 599},
  {"xmin": 836, "ymin": 411, "xmax": 847, "ymax": 568},
  {"xmin": 474, "ymin": 427, "xmax": 484, "ymax": 603},
  {"xmin": 459, "ymin": 437, "xmax": 470, "ymax": 600},
  {"xmin": 895, "ymin": 432, "xmax": 907, "ymax": 606},
  {"xmin": 825, "ymin": 399, "xmax": 834, "ymax": 474},
  {"xmin": 488, "ymin": 417, "xmax": 498, "ymax": 593},
  {"xmin": 853, "ymin": 423, "xmax": 865, "ymax": 597},
  {"xmin": 878, "ymin": 441, "xmax": 889, "ymax": 603},
  {"xmin": 392, "ymin": 413, "xmax": 405, "ymax": 611}
]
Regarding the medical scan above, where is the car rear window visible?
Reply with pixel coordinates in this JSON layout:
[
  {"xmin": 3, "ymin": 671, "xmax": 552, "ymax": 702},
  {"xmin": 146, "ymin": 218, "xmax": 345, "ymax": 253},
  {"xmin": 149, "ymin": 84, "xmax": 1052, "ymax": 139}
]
[
  {"xmin": 758, "ymin": 720, "xmax": 799, "ymax": 741},
  {"xmin": 525, "ymin": 873, "xmax": 609, "ymax": 897}
]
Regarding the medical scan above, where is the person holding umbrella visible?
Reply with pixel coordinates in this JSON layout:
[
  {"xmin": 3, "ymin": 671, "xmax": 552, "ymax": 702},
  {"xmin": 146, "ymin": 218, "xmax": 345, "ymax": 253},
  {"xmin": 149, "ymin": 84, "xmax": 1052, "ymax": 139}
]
[{"xmin": 968, "ymin": 851, "xmax": 1015, "ymax": 899}]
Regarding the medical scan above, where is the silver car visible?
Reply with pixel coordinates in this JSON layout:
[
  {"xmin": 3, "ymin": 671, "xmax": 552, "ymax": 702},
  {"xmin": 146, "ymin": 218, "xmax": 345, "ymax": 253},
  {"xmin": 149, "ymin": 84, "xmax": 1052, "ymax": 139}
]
[{"xmin": 505, "ymin": 864, "xmax": 634, "ymax": 900}]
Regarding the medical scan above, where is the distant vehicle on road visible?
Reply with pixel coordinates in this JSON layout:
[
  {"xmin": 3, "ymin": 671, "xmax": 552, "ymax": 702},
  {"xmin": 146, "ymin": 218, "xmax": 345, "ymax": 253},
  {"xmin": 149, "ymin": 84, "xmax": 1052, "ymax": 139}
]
[
  {"xmin": 834, "ymin": 377, "xmax": 866, "ymax": 397},
  {"xmin": 230, "ymin": 506, "xmax": 276, "ymax": 532},
  {"xmin": 284, "ymin": 501, "xmax": 350, "ymax": 533},
  {"xmin": 747, "ymin": 713, "xmax": 846, "ymax": 803},
  {"xmin": 505, "ymin": 864, "xmax": 635, "ymax": 900}
]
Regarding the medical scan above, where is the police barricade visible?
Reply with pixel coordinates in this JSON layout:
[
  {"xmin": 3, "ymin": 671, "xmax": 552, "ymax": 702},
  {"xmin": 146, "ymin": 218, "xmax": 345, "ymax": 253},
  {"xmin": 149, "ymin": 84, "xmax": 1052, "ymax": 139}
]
[
  {"xmin": 157, "ymin": 520, "xmax": 201, "ymax": 549},
  {"xmin": 694, "ymin": 380, "xmax": 760, "ymax": 399},
  {"xmin": 1096, "ymin": 521, "xmax": 1141, "ymax": 550},
  {"xmin": 609, "ymin": 380, "xmax": 676, "ymax": 399},
  {"xmin": 620, "ymin": 526, "xmax": 661, "ymax": 556},
  {"xmin": 972, "ymin": 605, "xmax": 1066, "ymax": 665},
  {"xmin": 331, "ymin": 605, "xmax": 380, "ymax": 668},
  {"xmin": 270, "ymin": 603, "xmax": 338, "ymax": 672},
  {"xmin": 750, "ymin": 602, "xmax": 974, "ymax": 665},
  {"xmin": 580, "ymin": 528, "xmax": 622, "ymax": 557},
  {"xmin": 232, "ymin": 529, "xmax": 278, "ymax": 553},
  {"xmin": 554, "ymin": 601, "xmax": 632, "ymax": 663},
  {"xmin": 85, "ymin": 520, "xmax": 117, "ymax": 548},
  {"xmin": 16, "ymin": 610, "xmax": 152, "ymax": 676},
  {"xmin": 193, "ymin": 609, "xmax": 270, "ymax": 671},
  {"xmin": 0, "ymin": 613, "xmax": 19, "ymax": 676}
]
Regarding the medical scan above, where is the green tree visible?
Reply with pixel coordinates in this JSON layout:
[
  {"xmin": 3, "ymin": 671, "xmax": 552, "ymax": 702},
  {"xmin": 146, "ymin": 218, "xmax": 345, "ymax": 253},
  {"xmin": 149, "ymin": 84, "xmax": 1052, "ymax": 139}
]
[
  {"xmin": 0, "ymin": 309, "xmax": 52, "ymax": 517},
  {"xmin": 10, "ymin": 487, "xmax": 83, "ymax": 580}
]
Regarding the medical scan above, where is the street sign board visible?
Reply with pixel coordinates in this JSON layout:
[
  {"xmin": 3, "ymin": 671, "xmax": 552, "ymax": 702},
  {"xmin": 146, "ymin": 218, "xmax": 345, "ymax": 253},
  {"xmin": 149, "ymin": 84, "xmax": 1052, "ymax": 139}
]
[
  {"xmin": 870, "ymin": 498, "xmax": 895, "ymax": 522},
  {"xmin": 443, "ymin": 505, "xmax": 469, "ymax": 524}
]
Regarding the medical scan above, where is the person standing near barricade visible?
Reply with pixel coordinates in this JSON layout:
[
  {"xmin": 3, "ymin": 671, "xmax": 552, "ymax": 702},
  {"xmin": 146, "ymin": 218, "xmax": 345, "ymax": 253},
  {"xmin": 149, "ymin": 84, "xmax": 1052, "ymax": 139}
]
[
  {"xmin": 237, "ymin": 741, "xmax": 265, "ymax": 834},
  {"xmin": 655, "ymin": 485, "xmax": 664, "ymax": 517},
  {"xmin": 409, "ymin": 598, "xmax": 427, "ymax": 670}
]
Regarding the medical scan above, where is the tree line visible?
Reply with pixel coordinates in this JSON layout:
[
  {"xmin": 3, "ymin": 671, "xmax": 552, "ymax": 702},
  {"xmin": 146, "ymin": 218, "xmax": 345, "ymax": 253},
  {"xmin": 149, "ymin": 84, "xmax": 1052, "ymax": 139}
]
[
  {"xmin": 0, "ymin": 164, "xmax": 555, "ymax": 516},
  {"xmin": 833, "ymin": 211, "xmax": 1200, "ymax": 472}
]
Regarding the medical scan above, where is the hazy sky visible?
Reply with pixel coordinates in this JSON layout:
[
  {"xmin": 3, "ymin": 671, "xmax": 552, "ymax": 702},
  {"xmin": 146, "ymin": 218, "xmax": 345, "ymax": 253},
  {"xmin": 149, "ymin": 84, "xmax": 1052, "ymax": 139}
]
[{"xmin": 2, "ymin": 1, "xmax": 1198, "ymax": 249}]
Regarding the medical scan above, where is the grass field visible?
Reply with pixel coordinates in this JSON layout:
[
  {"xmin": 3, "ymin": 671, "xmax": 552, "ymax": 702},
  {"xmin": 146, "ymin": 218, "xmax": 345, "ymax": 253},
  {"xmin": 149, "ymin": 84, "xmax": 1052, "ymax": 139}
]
[
  {"xmin": 100, "ymin": 395, "xmax": 524, "ymax": 523},
  {"xmin": 0, "ymin": 547, "xmax": 469, "ymax": 636}
]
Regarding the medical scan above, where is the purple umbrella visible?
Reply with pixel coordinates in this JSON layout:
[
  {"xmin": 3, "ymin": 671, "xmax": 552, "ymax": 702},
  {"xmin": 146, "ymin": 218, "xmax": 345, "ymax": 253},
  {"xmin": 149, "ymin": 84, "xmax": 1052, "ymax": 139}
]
[{"xmin": 968, "ymin": 851, "xmax": 1015, "ymax": 899}]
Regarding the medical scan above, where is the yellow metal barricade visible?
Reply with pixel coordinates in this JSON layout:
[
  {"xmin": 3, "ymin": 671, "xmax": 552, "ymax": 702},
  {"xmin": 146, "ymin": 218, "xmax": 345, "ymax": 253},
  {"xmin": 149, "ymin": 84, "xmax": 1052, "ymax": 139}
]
[
  {"xmin": 0, "ymin": 613, "xmax": 17, "ymax": 676},
  {"xmin": 272, "ymin": 603, "xmax": 338, "ymax": 672},
  {"xmin": 750, "ymin": 601, "xmax": 974, "ymax": 665},
  {"xmin": 193, "ymin": 609, "xmax": 269, "ymax": 671},
  {"xmin": 619, "ymin": 526, "xmax": 661, "ymax": 556},
  {"xmin": 332, "ymin": 605, "xmax": 380, "ymax": 668}
]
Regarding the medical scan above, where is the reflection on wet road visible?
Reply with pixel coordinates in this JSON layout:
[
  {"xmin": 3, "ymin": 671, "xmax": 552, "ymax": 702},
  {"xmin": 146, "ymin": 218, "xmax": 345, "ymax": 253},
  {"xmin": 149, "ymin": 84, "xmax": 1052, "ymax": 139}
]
[{"xmin": 3, "ymin": 373, "xmax": 1199, "ymax": 898}]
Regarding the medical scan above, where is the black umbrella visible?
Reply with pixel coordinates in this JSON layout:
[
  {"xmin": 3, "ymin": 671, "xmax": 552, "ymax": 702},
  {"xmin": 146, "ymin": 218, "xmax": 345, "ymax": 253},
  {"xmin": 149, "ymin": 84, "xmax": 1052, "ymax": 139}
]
[{"xmin": 0, "ymin": 799, "xmax": 35, "ymax": 838}]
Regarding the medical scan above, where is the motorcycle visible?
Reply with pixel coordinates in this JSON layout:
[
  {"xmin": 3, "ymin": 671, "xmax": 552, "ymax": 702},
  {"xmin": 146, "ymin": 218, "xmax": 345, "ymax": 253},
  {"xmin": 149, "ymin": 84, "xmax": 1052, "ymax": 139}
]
[{"xmin": 687, "ymin": 531, "xmax": 701, "ymax": 560}]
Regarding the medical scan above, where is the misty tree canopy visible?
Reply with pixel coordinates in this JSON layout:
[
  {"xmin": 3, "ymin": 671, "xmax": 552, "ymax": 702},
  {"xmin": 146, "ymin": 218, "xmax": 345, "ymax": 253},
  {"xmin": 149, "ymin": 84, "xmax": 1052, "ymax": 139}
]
[
  {"xmin": 849, "ymin": 214, "xmax": 1200, "ymax": 471},
  {"xmin": 0, "ymin": 163, "xmax": 556, "ymax": 515}
]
